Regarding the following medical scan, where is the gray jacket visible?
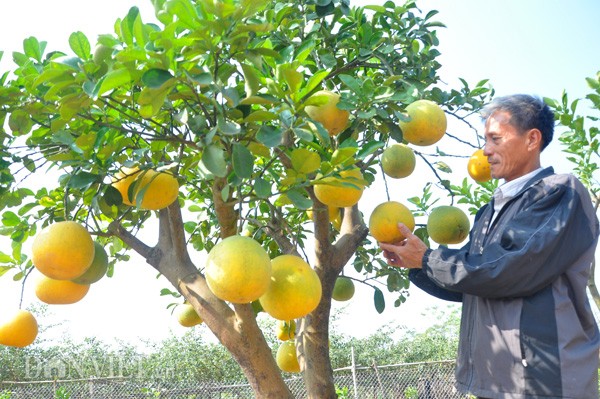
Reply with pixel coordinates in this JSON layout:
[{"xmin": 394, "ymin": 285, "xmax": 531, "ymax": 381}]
[{"xmin": 411, "ymin": 167, "xmax": 600, "ymax": 399}]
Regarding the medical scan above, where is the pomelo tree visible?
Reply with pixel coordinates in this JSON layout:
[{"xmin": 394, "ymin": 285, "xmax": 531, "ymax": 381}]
[
  {"xmin": 0, "ymin": 0, "xmax": 494, "ymax": 397},
  {"xmin": 546, "ymin": 72, "xmax": 600, "ymax": 309}
]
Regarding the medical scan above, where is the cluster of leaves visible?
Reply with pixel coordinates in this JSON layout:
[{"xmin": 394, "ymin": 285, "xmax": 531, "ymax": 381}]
[
  {"xmin": 545, "ymin": 72, "xmax": 600, "ymax": 196},
  {"xmin": 0, "ymin": 0, "xmax": 493, "ymax": 313}
]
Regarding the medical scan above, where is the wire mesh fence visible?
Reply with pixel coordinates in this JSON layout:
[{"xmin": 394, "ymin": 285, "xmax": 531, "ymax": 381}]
[{"xmin": 0, "ymin": 360, "xmax": 466, "ymax": 398}]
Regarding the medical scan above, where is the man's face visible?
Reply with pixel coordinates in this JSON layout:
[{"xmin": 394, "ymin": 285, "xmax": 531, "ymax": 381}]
[{"xmin": 483, "ymin": 111, "xmax": 538, "ymax": 182}]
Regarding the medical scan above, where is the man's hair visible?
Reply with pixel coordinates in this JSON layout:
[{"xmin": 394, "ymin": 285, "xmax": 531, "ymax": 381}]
[{"xmin": 481, "ymin": 94, "xmax": 555, "ymax": 151}]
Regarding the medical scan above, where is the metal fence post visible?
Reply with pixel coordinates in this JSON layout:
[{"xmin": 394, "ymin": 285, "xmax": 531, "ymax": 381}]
[{"xmin": 351, "ymin": 346, "xmax": 358, "ymax": 398}]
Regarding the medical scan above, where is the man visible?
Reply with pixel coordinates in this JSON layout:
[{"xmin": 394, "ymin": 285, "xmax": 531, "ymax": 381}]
[{"xmin": 380, "ymin": 94, "xmax": 600, "ymax": 399}]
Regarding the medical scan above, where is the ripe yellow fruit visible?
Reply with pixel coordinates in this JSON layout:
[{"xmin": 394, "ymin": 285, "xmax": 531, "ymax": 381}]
[
  {"xmin": 112, "ymin": 167, "xmax": 179, "ymax": 210},
  {"xmin": 32, "ymin": 221, "xmax": 95, "ymax": 280},
  {"xmin": 313, "ymin": 168, "xmax": 365, "ymax": 208},
  {"xmin": 427, "ymin": 205, "xmax": 471, "ymax": 245},
  {"xmin": 259, "ymin": 255, "xmax": 322, "ymax": 321},
  {"xmin": 332, "ymin": 276, "xmax": 355, "ymax": 302},
  {"xmin": 331, "ymin": 208, "xmax": 343, "ymax": 231},
  {"xmin": 369, "ymin": 201, "xmax": 415, "ymax": 243},
  {"xmin": 275, "ymin": 319, "xmax": 296, "ymax": 341},
  {"xmin": 276, "ymin": 340, "xmax": 301, "ymax": 373},
  {"xmin": 305, "ymin": 90, "xmax": 349, "ymax": 136},
  {"xmin": 176, "ymin": 303, "xmax": 203, "ymax": 327},
  {"xmin": 0, "ymin": 309, "xmax": 38, "ymax": 348},
  {"xmin": 35, "ymin": 275, "xmax": 90, "ymax": 304},
  {"xmin": 381, "ymin": 143, "xmax": 416, "ymax": 178},
  {"xmin": 71, "ymin": 242, "xmax": 108, "ymax": 285},
  {"xmin": 467, "ymin": 148, "xmax": 492, "ymax": 183},
  {"xmin": 308, "ymin": 206, "xmax": 340, "ymax": 221},
  {"xmin": 205, "ymin": 236, "xmax": 272, "ymax": 304},
  {"xmin": 399, "ymin": 99, "xmax": 447, "ymax": 146}
]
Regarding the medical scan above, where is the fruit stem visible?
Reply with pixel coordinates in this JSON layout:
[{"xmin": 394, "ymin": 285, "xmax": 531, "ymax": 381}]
[{"xmin": 19, "ymin": 267, "xmax": 34, "ymax": 309}]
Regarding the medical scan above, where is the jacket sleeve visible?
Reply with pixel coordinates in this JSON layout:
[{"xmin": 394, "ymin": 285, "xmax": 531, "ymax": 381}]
[
  {"xmin": 408, "ymin": 268, "xmax": 463, "ymax": 302},
  {"xmin": 423, "ymin": 176, "xmax": 599, "ymax": 299}
]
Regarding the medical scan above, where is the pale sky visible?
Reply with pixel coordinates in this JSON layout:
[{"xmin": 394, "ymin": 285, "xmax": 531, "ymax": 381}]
[{"xmin": 1, "ymin": 0, "xmax": 599, "ymax": 347}]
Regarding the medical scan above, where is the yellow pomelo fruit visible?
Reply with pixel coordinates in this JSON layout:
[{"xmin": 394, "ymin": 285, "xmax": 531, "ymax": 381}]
[
  {"xmin": 381, "ymin": 143, "xmax": 416, "ymax": 178},
  {"xmin": 71, "ymin": 242, "xmax": 109, "ymax": 285},
  {"xmin": 35, "ymin": 275, "xmax": 90, "ymax": 305},
  {"xmin": 368, "ymin": 201, "xmax": 415, "ymax": 243},
  {"xmin": 275, "ymin": 319, "xmax": 296, "ymax": 341},
  {"xmin": 331, "ymin": 208, "xmax": 343, "ymax": 231},
  {"xmin": 305, "ymin": 90, "xmax": 349, "ymax": 136},
  {"xmin": 307, "ymin": 206, "xmax": 340, "ymax": 221},
  {"xmin": 399, "ymin": 99, "xmax": 447, "ymax": 146},
  {"xmin": 332, "ymin": 276, "xmax": 355, "ymax": 302},
  {"xmin": 112, "ymin": 167, "xmax": 179, "ymax": 210},
  {"xmin": 205, "ymin": 236, "xmax": 272, "ymax": 304},
  {"xmin": 467, "ymin": 148, "xmax": 492, "ymax": 183},
  {"xmin": 259, "ymin": 255, "xmax": 322, "ymax": 321},
  {"xmin": 0, "ymin": 309, "xmax": 38, "ymax": 348},
  {"xmin": 32, "ymin": 221, "xmax": 95, "ymax": 280},
  {"xmin": 427, "ymin": 205, "xmax": 471, "ymax": 245},
  {"xmin": 176, "ymin": 303, "xmax": 203, "ymax": 327},
  {"xmin": 313, "ymin": 168, "xmax": 365, "ymax": 208},
  {"xmin": 276, "ymin": 340, "xmax": 301, "ymax": 373}
]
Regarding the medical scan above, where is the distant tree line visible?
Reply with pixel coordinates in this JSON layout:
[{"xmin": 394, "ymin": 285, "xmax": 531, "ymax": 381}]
[{"xmin": 0, "ymin": 305, "xmax": 460, "ymax": 383}]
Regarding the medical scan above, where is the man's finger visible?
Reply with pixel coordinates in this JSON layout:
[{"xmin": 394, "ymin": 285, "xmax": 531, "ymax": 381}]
[{"xmin": 397, "ymin": 223, "xmax": 413, "ymax": 237}]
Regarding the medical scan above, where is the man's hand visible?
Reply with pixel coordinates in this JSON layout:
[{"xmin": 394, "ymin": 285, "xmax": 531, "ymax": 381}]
[{"xmin": 379, "ymin": 223, "xmax": 428, "ymax": 269}]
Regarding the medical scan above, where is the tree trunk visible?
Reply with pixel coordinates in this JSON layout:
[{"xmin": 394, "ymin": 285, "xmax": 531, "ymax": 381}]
[
  {"xmin": 587, "ymin": 258, "xmax": 600, "ymax": 311},
  {"xmin": 301, "ymin": 204, "xmax": 369, "ymax": 398},
  {"xmin": 300, "ymin": 292, "xmax": 336, "ymax": 399}
]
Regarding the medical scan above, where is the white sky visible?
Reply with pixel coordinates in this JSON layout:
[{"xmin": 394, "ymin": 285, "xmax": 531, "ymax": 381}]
[{"xmin": 1, "ymin": 0, "xmax": 599, "ymax": 347}]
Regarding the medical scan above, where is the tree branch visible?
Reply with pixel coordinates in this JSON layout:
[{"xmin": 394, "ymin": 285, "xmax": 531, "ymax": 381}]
[{"xmin": 108, "ymin": 221, "xmax": 160, "ymax": 268}]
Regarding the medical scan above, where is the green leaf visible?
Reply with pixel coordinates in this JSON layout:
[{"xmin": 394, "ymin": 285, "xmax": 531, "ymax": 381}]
[
  {"xmin": 202, "ymin": 144, "xmax": 228, "ymax": 177},
  {"xmin": 374, "ymin": 287, "xmax": 385, "ymax": 314},
  {"xmin": 256, "ymin": 125, "xmax": 283, "ymax": 147},
  {"xmin": 232, "ymin": 143, "xmax": 254, "ymax": 179},
  {"xmin": 286, "ymin": 188, "xmax": 313, "ymax": 210},
  {"xmin": 294, "ymin": 39, "xmax": 316, "ymax": 64},
  {"xmin": 293, "ymin": 128, "xmax": 314, "ymax": 142},
  {"xmin": 244, "ymin": 111, "xmax": 278, "ymax": 123},
  {"xmin": 8, "ymin": 110, "xmax": 33, "ymax": 135},
  {"xmin": 357, "ymin": 141, "xmax": 384, "ymax": 160},
  {"xmin": 254, "ymin": 178, "xmax": 271, "ymax": 198},
  {"xmin": 291, "ymin": 148, "xmax": 320, "ymax": 174},
  {"xmin": 586, "ymin": 77, "xmax": 600, "ymax": 90},
  {"xmin": 119, "ymin": 7, "xmax": 140, "ymax": 46},
  {"xmin": 217, "ymin": 117, "xmax": 242, "ymax": 135},
  {"xmin": 1, "ymin": 211, "xmax": 19, "ymax": 227},
  {"xmin": 241, "ymin": 63, "xmax": 260, "ymax": 97},
  {"xmin": 23, "ymin": 36, "xmax": 45, "ymax": 62},
  {"xmin": 331, "ymin": 147, "xmax": 357, "ymax": 166},
  {"xmin": 104, "ymin": 186, "xmax": 123, "ymax": 207},
  {"xmin": 97, "ymin": 68, "xmax": 131, "ymax": 96},
  {"xmin": 68, "ymin": 31, "xmax": 91, "ymax": 60},
  {"xmin": 142, "ymin": 68, "xmax": 174, "ymax": 88},
  {"xmin": 67, "ymin": 172, "xmax": 100, "ymax": 190},
  {"xmin": 339, "ymin": 74, "xmax": 362, "ymax": 93},
  {"xmin": 166, "ymin": 0, "xmax": 199, "ymax": 29},
  {"xmin": 300, "ymin": 70, "xmax": 329, "ymax": 99}
]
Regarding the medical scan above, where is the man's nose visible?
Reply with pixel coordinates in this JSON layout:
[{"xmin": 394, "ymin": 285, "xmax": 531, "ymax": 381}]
[{"xmin": 483, "ymin": 143, "xmax": 492, "ymax": 156}]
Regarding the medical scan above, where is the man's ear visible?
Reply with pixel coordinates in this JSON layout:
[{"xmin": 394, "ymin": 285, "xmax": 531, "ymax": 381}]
[{"xmin": 527, "ymin": 129, "xmax": 543, "ymax": 151}]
